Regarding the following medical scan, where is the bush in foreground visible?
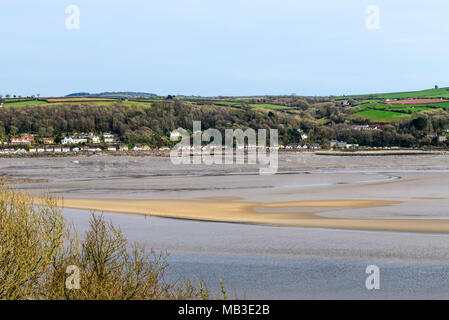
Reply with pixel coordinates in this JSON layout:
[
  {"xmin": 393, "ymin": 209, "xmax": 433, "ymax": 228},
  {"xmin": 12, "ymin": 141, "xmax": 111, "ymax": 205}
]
[{"xmin": 0, "ymin": 182, "xmax": 223, "ymax": 300}]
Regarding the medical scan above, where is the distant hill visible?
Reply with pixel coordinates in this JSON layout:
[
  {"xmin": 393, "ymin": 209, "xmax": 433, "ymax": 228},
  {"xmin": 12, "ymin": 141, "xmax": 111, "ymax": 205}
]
[
  {"xmin": 65, "ymin": 91, "xmax": 157, "ymax": 98},
  {"xmin": 65, "ymin": 92, "xmax": 91, "ymax": 97}
]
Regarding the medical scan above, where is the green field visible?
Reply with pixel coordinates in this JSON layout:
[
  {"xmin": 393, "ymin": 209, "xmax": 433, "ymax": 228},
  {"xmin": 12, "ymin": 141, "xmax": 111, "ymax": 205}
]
[
  {"xmin": 357, "ymin": 102, "xmax": 389, "ymax": 110},
  {"xmin": 343, "ymin": 88, "xmax": 449, "ymax": 100},
  {"xmin": 1, "ymin": 99, "xmax": 157, "ymax": 108},
  {"xmin": 2, "ymin": 100, "xmax": 49, "ymax": 107},
  {"xmin": 247, "ymin": 104, "xmax": 291, "ymax": 109},
  {"xmin": 352, "ymin": 99, "xmax": 449, "ymax": 122},
  {"xmin": 213, "ymin": 101, "xmax": 241, "ymax": 105},
  {"xmin": 185, "ymin": 100, "xmax": 290, "ymax": 110},
  {"xmin": 352, "ymin": 110, "xmax": 410, "ymax": 122}
]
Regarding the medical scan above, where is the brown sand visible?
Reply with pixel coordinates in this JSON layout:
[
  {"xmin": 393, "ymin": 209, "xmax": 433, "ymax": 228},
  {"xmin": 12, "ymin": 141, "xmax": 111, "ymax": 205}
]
[{"xmin": 46, "ymin": 197, "xmax": 449, "ymax": 234}]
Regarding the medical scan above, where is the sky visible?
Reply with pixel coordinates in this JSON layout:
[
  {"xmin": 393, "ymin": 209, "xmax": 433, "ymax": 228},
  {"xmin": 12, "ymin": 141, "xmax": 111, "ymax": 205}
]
[{"xmin": 1, "ymin": 0, "xmax": 449, "ymax": 97}]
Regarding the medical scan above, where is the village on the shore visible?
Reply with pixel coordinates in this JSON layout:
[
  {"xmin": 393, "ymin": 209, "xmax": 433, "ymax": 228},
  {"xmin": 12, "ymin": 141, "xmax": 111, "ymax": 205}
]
[
  {"xmin": 0, "ymin": 128, "xmax": 428, "ymax": 155},
  {"xmin": 0, "ymin": 132, "xmax": 158, "ymax": 154}
]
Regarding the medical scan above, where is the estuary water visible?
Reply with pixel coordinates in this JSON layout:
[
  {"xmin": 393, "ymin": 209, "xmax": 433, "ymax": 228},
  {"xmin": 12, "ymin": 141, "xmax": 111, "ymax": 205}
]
[{"xmin": 64, "ymin": 208, "xmax": 449, "ymax": 299}]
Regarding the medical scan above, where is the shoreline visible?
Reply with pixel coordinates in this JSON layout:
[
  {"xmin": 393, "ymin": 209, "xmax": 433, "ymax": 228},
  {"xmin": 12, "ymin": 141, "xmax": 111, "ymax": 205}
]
[
  {"xmin": 1, "ymin": 149, "xmax": 447, "ymax": 158},
  {"xmin": 50, "ymin": 197, "xmax": 449, "ymax": 234}
]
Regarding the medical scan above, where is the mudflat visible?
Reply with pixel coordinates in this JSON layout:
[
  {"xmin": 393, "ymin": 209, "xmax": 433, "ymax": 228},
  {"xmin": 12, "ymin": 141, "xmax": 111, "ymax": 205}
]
[{"xmin": 9, "ymin": 152, "xmax": 447, "ymax": 233}]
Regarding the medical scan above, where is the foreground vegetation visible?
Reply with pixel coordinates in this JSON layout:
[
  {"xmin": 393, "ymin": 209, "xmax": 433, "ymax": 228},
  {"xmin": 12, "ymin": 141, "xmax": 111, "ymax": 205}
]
[{"xmin": 0, "ymin": 182, "xmax": 224, "ymax": 300}]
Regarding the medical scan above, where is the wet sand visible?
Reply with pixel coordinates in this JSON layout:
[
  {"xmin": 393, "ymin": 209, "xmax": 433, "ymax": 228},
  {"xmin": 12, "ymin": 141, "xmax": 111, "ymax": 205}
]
[
  {"xmin": 6, "ymin": 153, "xmax": 449, "ymax": 233},
  {"xmin": 56, "ymin": 197, "xmax": 449, "ymax": 233}
]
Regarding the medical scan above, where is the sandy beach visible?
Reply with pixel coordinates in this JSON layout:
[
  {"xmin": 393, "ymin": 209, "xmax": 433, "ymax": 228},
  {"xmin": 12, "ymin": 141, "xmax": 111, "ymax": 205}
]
[{"xmin": 56, "ymin": 197, "xmax": 449, "ymax": 233}]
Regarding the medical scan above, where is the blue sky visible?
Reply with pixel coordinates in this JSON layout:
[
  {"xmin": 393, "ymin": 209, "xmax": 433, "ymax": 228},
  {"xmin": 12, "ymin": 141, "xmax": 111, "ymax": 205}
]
[{"xmin": 1, "ymin": 0, "xmax": 449, "ymax": 97}]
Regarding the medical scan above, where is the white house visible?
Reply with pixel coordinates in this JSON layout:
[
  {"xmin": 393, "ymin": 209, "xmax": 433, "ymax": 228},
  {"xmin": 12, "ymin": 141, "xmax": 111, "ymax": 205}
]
[
  {"xmin": 61, "ymin": 136, "xmax": 88, "ymax": 145},
  {"xmin": 100, "ymin": 133, "xmax": 119, "ymax": 143},
  {"xmin": 90, "ymin": 135, "xmax": 101, "ymax": 143}
]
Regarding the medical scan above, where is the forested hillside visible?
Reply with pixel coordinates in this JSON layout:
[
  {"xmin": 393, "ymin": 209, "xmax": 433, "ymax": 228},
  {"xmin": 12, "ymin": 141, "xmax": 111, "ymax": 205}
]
[{"xmin": 1, "ymin": 98, "xmax": 449, "ymax": 148}]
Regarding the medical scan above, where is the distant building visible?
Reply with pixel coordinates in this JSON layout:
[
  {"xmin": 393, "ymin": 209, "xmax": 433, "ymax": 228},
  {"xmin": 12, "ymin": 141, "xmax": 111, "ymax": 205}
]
[
  {"xmin": 341, "ymin": 100, "xmax": 350, "ymax": 107},
  {"xmin": 285, "ymin": 143, "xmax": 301, "ymax": 149},
  {"xmin": 42, "ymin": 137, "xmax": 54, "ymax": 144},
  {"xmin": 308, "ymin": 143, "xmax": 321, "ymax": 150},
  {"xmin": 90, "ymin": 135, "xmax": 101, "ymax": 144},
  {"xmin": 103, "ymin": 132, "xmax": 120, "ymax": 143},
  {"xmin": 353, "ymin": 125, "xmax": 379, "ymax": 131},
  {"xmin": 438, "ymin": 135, "xmax": 447, "ymax": 142},
  {"xmin": 11, "ymin": 136, "xmax": 34, "ymax": 145},
  {"xmin": 331, "ymin": 140, "xmax": 347, "ymax": 148},
  {"xmin": 61, "ymin": 136, "xmax": 88, "ymax": 145}
]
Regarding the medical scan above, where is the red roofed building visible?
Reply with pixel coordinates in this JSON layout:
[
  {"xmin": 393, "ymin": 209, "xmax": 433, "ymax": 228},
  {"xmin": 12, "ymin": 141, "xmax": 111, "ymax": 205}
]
[{"xmin": 11, "ymin": 136, "xmax": 35, "ymax": 145}]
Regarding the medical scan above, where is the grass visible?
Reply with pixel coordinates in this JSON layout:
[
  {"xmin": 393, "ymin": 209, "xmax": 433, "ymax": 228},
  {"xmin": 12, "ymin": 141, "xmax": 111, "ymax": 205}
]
[
  {"xmin": 185, "ymin": 101, "xmax": 291, "ymax": 110},
  {"xmin": 316, "ymin": 117, "xmax": 330, "ymax": 124},
  {"xmin": 388, "ymin": 106, "xmax": 434, "ymax": 112},
  {"xmin": 379, "ymin": 88, "xmax": 449, "ymax": 99},
  {"xmin": 342, "ymin": 88, "xmax": 449, "ymax": 100},
  {"xmin": 213, "ymin": 101, "xmax": 241, "ymax": 105},
  {"xmin": 352, "ymin": 110, "xmax": 410, "ymax": 122},
  {"xmin": 46, "ymin": 98, "xmax": 116, "ymax": 103},
  {"xmin": 2, "ymin": 100, "xmax": 49, "ymax": 107},
  {"xmin": 357, "ymin": 102, "xmax": 389, "ymax": 110},
  {"xmin": 120, "ymin": 101, "xmax": 152, "ymax": 107},
  {"xmin": 396, "ymin": 101, "xmax": 449, "ymax": 109},
  {"xmin": 247, "ymin": 104, "xmax": 291, "ymax": 109},
  {"xmin": 352, "ymin": 100, "xmax": 449, "ymax": 122},
  {"xmin": 1, "ymin": 100, "xmax": 155, "ymax": 108}
]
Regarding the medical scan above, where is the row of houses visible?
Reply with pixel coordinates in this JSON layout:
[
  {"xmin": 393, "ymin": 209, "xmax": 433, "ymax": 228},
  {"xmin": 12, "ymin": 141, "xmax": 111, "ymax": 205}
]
[
  {"xmin": 61, "ymin": 133, "xmax": 120, "ymax": 145},
  {"xmin": 0, "ymin": 144, "xmax": 158, "ymax": 154},
  {"xmin": 6, "ymin": 133, "xmax": 120, "ymax": 146},
  {"xmin": 284, "ymin": 143, "xmax": 322, "ymax": 150},
  {"xmin": 174, "ymin": 145, "xmax": 282, "ymax": 151},
  {"xmin": 330, "ymin": 140, "xmax": 359, "ymax": 149}
]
